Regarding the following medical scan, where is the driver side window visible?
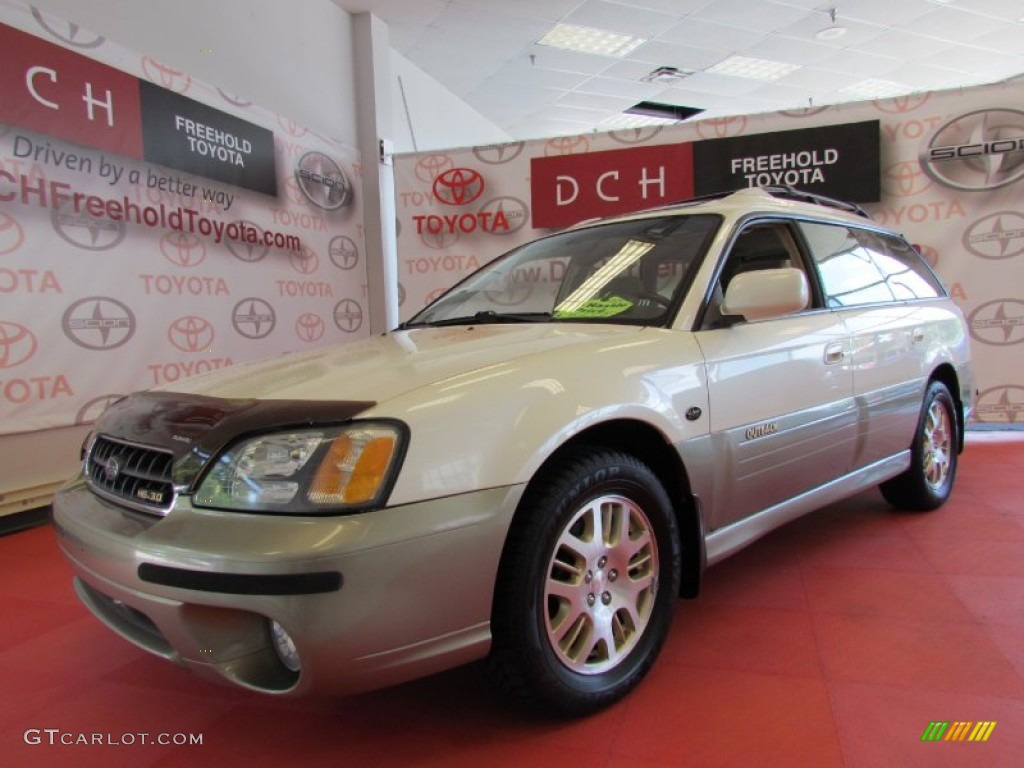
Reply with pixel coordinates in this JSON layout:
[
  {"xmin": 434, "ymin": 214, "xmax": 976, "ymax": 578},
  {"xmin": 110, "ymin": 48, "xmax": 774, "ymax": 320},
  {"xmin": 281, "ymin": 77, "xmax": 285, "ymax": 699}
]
[{"xmin": 701, "ymin": 223, "xmax": 814, "ymax": 329}]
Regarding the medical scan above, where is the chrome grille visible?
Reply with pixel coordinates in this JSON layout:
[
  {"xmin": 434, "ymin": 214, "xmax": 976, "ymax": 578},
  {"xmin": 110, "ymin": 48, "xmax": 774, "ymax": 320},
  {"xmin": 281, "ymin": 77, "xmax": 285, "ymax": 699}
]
[{"xmin": 86, "ymin": 435, "xmax": 175, "ymax": 515}]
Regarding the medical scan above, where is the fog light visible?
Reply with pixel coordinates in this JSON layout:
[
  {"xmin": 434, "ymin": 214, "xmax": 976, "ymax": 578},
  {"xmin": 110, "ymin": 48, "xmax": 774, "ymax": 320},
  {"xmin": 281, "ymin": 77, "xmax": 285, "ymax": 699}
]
[{"xmin": 269, "ymin": 620, "xmax": 300, "ymax": 673}]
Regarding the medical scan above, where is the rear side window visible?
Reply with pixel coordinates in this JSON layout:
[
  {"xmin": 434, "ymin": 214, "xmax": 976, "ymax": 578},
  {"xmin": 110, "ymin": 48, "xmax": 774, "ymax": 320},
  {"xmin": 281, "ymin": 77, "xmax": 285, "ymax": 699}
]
[{"xmin": 799, "ymin": 222, "xmax": 945, "ymax": 308}]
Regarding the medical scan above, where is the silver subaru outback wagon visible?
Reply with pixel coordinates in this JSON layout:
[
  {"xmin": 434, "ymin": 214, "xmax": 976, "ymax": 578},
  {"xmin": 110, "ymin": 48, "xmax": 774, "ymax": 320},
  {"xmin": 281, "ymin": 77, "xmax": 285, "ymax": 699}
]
[{"xmin": 53, "ymin": 187, "xmax": 973, "ymax": 716}]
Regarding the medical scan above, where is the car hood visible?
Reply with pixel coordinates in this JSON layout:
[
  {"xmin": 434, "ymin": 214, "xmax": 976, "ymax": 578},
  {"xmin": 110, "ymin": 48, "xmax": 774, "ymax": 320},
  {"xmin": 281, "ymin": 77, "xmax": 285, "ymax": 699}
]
[{"xmin": 159, "ymin": 323, "xmax": 645, "ymax": 404}]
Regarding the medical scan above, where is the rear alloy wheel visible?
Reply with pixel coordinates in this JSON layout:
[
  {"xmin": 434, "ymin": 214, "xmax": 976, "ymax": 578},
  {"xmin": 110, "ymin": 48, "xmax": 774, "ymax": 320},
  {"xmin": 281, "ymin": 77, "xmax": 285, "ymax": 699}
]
[
  {"xmin": 880, "ymin": 380, "xmax": 959, "ymax": 511},
  {"xmin": 488, "ymin": 448, "xmax": 681, "ymax": 716}
]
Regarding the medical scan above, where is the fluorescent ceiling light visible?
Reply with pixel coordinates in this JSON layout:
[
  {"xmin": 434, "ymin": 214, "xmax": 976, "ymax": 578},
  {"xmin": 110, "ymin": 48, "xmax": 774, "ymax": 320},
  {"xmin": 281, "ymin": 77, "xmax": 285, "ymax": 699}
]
[
  {"xmin": 538, "ymin": 23, "xmax": 646, "ymax": 57},
  {"xmin": 840, "ymin": 78, "xmax": 914, "ymax": 100},
  {"xmin": 706, "ymin": 55, "xmax": 800, "ymax": 81}
]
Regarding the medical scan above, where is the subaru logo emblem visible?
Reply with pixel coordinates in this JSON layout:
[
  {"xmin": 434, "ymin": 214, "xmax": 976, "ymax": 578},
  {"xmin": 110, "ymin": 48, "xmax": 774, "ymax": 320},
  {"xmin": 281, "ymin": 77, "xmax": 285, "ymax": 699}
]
[{"xmin": 102, "ymin": 456, "xmax": 121, "ymax": 482}]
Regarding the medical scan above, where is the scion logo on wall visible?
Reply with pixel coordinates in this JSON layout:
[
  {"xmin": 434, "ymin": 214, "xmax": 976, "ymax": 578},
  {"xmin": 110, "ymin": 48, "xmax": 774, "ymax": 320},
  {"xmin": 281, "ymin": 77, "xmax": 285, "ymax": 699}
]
[
  {"xmin": 295, "ymin": 312, "xmax": 325, "ymax": 342},
  {"xmin": 232, "ymin": 298, "xmax": 276, "ymax": 339},
  {"xmin": 141, "ymin": 57, "xmax": 192, "ymax": 94},
  {"xmin": 975, "ymin": 385, "xmax": 1024, "ymax": 423},
  {"xmin": 963, "ymin": 212, "xmax": 1024, "ymax": 260},
  {"xmin": 168, "ymin": 316, "xmax": 215, "ymax": 353},
  {"xmin": 0, "ymin": 321, "xmax": 37, "ymax": 368},
  {"xmin": 160, "ymin": 232, "xmax": 207, "ymax": 267},
  {"xmin": 882, "ymin": 160, "xmax": 934, "ymax": 198},
  {"xmin": 415, "ymin": 154, "xmax": 454, "ymax": 184},
  {"xmin": 31, "ymin": 8, "xmax": 105, "ymax": 48},
  {"xmin": 697, "ymin": 116, "xmax": 748, "ymax": 139},
  {"xmin": 968, "ymin": 300, "xmax": 1024, "ymax": 346},
  {"xmin": 225, "ymin": 220, "xmax": 268, "ymax": 262},
  {"xmin": 873, "ymin": 93, "xmax": 930, "ymax": 114},
  {"xmin": 473, "ymin": 142, "xmax": 526, "ymax": 164},
  {"xmin": 290, "ymin": 246, "xmax": 319, "ymax": 275},
  {"xmin": 433, "ymin": 168, "xmax": 485, "ymax": 206},
  {"xmin": 75, "ymin": 394, "xmax": 124, "ymax": 425},
  {"xmin": 0, "ymin": 212, "xmax": 25, "ymax": 256},
  {"xmin": 51, "ymin": 200, "xmax": 126, "ymax": 251},
  {"xmin": 333, "ymin": 299, "xmax": 363, "ymax": 333},
  {"xmin": 294, "ymin": 151, "xmax": 352, "ymax": 210},
  {"xmin": 609, "ymin": 126, "xmax": 664, "ymax": 144},
  {"xmin": 328, "ymin": 236, "xmax": 360, "ymax": 269},
  {"xmin": 922, "ymin": 109, "xmax": 1024, "ymax": 191},
  {"xmin": 479, "ymin": 197, "xmax": 529, "ymax": 235},
  {"xmin": 62, "ymin": 297, "xmax": 136, "ymax": 350}
]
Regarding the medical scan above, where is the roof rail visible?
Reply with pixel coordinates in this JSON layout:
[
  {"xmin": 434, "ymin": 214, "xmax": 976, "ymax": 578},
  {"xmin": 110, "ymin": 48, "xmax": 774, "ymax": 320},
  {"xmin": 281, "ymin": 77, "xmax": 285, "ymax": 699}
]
[{"xmin": 757, "ymin": 186, "xmax": 872, "ymax": 219}]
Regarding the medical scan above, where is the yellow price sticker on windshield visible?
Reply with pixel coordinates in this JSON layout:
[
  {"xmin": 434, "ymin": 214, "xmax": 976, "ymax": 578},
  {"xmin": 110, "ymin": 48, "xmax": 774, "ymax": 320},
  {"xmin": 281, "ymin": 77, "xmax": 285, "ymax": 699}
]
[{"xmin": 554, "ymin": 296, "xmax": 634, "ymax": 319}]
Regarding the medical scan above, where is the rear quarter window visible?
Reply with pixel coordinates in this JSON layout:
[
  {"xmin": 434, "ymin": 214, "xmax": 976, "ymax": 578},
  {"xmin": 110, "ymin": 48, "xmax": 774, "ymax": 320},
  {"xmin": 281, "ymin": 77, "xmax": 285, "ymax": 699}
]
[{"xmin": 799, "ymin": 221, "xmax": 945, "ymax": 307}]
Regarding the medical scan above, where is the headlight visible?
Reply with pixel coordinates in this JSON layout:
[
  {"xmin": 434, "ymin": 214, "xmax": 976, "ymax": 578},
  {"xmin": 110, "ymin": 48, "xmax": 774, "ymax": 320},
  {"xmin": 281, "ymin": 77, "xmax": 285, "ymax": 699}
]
[{"xmin": 193, "ymin": 422, "xmax": 406, "ymax": 514}]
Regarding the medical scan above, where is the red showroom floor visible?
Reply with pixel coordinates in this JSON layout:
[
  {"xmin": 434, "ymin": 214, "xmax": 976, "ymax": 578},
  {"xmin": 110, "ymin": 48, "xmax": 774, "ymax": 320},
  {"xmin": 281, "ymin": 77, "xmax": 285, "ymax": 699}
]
[{"xmin": 1, "ymin": 433, "xmax": 1021, "ymax": 768}]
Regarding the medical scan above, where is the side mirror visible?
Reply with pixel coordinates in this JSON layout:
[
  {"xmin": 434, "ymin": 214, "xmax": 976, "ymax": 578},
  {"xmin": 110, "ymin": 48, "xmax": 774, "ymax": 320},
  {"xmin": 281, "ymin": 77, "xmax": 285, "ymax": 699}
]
[{"xmin": 721, "ymin": 267, "xmax": 809, "ymax": 322}]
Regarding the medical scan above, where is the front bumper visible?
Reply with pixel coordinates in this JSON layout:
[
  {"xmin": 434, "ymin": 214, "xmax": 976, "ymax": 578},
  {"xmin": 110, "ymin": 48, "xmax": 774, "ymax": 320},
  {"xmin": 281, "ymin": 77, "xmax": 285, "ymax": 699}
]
[{"xmin": 52, "ymin": 477, "xmax": 524, "ymax": 696}]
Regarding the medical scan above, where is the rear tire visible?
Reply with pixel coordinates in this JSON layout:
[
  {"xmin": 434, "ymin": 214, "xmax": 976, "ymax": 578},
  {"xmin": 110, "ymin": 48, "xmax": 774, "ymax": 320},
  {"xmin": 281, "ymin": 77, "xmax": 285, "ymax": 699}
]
[
  {"xmin": 880, "ymin": 380, "xmax": 958, "ymax": 511},
  {"xmin": 487, "ymin": 447, "xmax": 681, "ymax": 717}
]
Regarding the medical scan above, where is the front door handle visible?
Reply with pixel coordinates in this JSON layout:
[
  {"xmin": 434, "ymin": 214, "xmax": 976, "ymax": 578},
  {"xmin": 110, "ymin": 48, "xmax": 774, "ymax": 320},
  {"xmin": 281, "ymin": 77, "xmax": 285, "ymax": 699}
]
[{"xmin": 823, "ymin": 342, "xmax": 845, "ymax": 365}]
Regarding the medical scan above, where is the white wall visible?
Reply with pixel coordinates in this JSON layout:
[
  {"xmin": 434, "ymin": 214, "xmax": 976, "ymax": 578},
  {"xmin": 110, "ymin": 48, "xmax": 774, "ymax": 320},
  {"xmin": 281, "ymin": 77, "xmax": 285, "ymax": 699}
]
[
  {"xmin": 390, "ymin": 50, "xmax": 512, "ymax": 153},
  {"xmin": 28, "ymin": 0, "xmax": 359, "ymax": 144}
]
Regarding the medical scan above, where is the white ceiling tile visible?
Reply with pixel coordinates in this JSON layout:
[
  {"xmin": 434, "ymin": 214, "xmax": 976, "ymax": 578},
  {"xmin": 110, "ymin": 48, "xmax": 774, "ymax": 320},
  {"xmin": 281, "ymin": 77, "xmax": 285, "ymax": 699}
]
[
  {"xmin": 529, "ymin": 45, "xmax": 622, "ymax": 76},
  {"xmin": 906, "ymin": 6, "xmax": 1011, "ymax": 43},
  {"xmin": 449, "ymin": 0, "xmax": 585, "ymax": 23},
  {"xmin": 970, "ymin": 26, "xmax": 1024, "ymax": 55},
  {"xmin": 657, "ymin": 19, "xmax": 766, "ymax": 52},
  {"xmin": 563, "ymin": 0, "xmax": 683, "ymax": 39},
  {"xmin": 919, "ymin": 47, "xmax": 1024, "ymax": 78},
  {"xmin": 574, "ymin": 75, "xmax": 668, "ymax": 99},
  {"xmin": 855, "ymin": 30, "xmax": 958, "ymax": 59},
  {"xmin": 743, "ymin": 35, "xmax": 840, "ymax": 65},
  {"xmin": 815, "ymin": 49, "xmax": 904, "ymax": 78},
  {"xmin": 626, "ymin": 40, "xmax": 725, "ymax": 70},
  {"xmin": 671, "ymin": 70, "xmax": 773, "ymax": 96},
  {"xmin": 606, "ymin": 0, "xmax": 709, "ymax": 15},
  {"xmin": 689, "ymin": 0, "xmax": 813, "ymax": 32},
  {"xmin": 557, "ymin": 91, "xmax": 638, "ymax": 111},
  {"xmin": 773, "ymin": 14, "xmax": 885, "ymax": 48},
  {"xmin": 826, "ymin": 0, "xmax": 937, "ymax": 26}
]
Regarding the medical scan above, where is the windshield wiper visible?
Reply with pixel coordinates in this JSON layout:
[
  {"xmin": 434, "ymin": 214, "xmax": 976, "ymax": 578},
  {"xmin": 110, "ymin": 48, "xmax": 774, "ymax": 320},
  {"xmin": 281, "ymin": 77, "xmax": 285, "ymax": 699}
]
[{"xmin": 404, "ymin": 310, "xmax": 553, "ymax": 328}]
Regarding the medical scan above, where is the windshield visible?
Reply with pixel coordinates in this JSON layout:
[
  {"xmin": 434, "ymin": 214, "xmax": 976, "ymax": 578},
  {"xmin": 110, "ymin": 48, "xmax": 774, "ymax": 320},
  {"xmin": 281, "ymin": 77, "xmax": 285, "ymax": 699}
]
[{"xmin": 405, "ymin": 214, "xmax": 720, "ymax": 328}]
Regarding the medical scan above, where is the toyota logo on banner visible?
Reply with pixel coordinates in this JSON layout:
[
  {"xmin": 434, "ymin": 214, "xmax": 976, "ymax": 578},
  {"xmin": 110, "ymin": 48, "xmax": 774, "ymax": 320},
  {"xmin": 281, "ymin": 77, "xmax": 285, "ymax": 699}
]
[
  {"xmin": 0, "ymin": 321, "xmax": 38, "ymax": 368},
  {"xmin": 161, "ymin": 232, "xmax": 207, "ymax": 267},
  {"xmin": 0, "ymin": 212, "xmax": 26, "ymax": 256},
  {"xmin": 295, "ymin": 151, "xmax": 353, "ymax": 210},
  {"xmin": 921, "ymin": 109, "xmax": 1024, "ymax": 191},
  {"xmin": 432, "ymin": 168, "xmax": 485, "ymax": 206},
  {"xmin": 295, "ymin": 313, "xmax": 325, "ymax": 342},
  {"xmin": 225, "ymin": 220, "xmax": 269, "ymax": 262},
  {"xmin": 31, "ymin": 7, "xmax": 105, "ymax": 47},
  {"xmin": 62, "ymin": 297, "xmax": 136, "ymax": 350},
  {"xmin": 168, "ymin": 316, "xmax": 215, "ymax": 353}
]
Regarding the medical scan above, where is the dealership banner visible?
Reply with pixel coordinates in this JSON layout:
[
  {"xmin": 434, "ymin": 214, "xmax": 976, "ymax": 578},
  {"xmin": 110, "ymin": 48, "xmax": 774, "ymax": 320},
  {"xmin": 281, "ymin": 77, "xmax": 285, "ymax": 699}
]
[
  {"xmin": 692, "ymin": 119, "xmax": 880, "ymax": 201},
  {"xmin": 0, "ymin": 2, "xmax": 367, "ymax": 435},
  {"xmin": 395, "ymin": 85, "xmax": 1024, "ymax": 423}
]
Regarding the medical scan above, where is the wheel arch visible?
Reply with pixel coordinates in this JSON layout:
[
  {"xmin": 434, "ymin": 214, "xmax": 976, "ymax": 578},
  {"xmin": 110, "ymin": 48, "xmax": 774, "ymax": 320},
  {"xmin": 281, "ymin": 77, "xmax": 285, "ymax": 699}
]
[
  {"xmin": 929, "ymin": 363, "xmax": 965, "ymax": 453},
  {"xmin": 510, "ymin": 418, "xmax": 704, "ymax": 600}
]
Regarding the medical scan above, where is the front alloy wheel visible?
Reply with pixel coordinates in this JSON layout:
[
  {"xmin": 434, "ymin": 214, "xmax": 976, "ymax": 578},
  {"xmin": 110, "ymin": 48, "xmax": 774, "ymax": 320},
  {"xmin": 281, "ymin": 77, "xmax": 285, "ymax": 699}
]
[
  {"xmin": 488, "ymin": 447, "xmax": 681, "ymax": 716},
  {"xmin": 545, "ymin": 494, "xmax": 658, "ymax": 676}
]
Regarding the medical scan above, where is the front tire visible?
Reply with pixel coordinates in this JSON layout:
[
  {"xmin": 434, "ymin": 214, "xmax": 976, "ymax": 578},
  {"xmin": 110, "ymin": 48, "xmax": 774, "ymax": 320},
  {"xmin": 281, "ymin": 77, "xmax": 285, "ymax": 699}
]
[
  {"xmin": 880, "ymin": 380, "xmax": 959, "ymax": 511},
  {"xmin": 488, "ymin": 447, "xmax": 681, "ymax": 717}
]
